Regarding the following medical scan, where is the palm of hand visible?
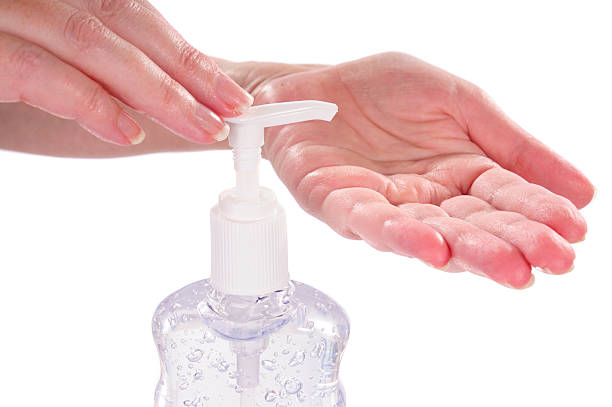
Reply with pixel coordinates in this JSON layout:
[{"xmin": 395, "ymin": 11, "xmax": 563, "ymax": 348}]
[{"xmin": 250, "ymin": 53, "xmax": 593, "ymax": 288}]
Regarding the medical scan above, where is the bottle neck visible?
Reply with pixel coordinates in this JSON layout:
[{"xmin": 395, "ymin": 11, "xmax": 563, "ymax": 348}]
[
  {"xmin": 200, "ymin": 282, "xmax": 295, "ymax": 341},
  {"xmin": 206, "ymin": 281, "xmax": 294, "ymax": 321}
]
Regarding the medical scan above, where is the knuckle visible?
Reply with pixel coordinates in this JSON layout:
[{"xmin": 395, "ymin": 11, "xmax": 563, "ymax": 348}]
[
  {"xmin": 255, "ymin": 83, "xmax": 277, "ymax": 105},
  {"xmin": 90, "ymin": 0, "xmax": 133, "ymax": 14},
  {"xmin": 64, "ymin": 10, "xmax": 107, "ymax": 51},
  {"xmin": 8, "ymin": 43, "xmax": 45, "ymax": 80},
  {"xmin": 177, "ymin": 42, "xmax": 208, "ymax": 74},
  {"xmin": 460, "ymin": 80, "xmax": 492, "ymax": 108},
  {"xmin": 379, "ymin": 51, "xmax": 410, "ymax": 64},
  {"xmin": 90, "ymin": 0, "xmax": 134, "ymax": 17},
  {"xmin": 257, "ymin": 75, "xmax": 300, "ymax": 105},
  {"xmin": 81, "ymin": 85, "xmax": 109, "ymax": 117},
  {"xmin": 158, "ymin": 75, "xmax": 182, "ymax": 106},
  {"xmin": 377, "ymin": 52, "xmax": 418, "ymax": 81}
]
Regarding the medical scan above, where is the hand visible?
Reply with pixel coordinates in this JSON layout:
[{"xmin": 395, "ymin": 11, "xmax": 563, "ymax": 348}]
[
  {"xmin": 0, "ymin": 0, "xmax": 252, "ymax": 146},
  {"xmin": 0, "ymin": 51, "xmax": 595, "ymax": 289},
  {"xmin": 229, "ymin": 53, "xmax": 594, "ymax": 289}
]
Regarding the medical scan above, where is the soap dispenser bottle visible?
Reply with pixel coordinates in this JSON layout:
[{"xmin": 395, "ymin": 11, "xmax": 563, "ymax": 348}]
[{"xmin": 152, "ymin": 101, "xmax": 350, "ymax": 407}]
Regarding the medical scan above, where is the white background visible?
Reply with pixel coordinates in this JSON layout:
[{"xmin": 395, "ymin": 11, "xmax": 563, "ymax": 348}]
[{"xmin": 0, "ymin": 1, "xmax": 610, "ymax": 406}]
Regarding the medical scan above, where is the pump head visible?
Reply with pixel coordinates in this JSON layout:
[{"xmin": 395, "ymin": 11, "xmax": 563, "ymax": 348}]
[{"xmin": 210, "ymin": 100, "xmax": 338, "ymax": 296}]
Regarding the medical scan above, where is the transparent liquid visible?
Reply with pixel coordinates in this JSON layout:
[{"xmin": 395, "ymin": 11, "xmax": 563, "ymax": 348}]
[{"xmin": 152, "ymin": 280, "xmax": 349, "ymax": 407}]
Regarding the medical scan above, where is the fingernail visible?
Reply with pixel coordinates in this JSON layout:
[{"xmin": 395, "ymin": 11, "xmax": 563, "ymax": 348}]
[
  {"xmin": 194, "ymin": 104, "xmax": 225, "ymax": 142},
  {"xmin": 425, "ymin": 261, "xmax": 449, "ymax": 271},
  {"xmin": 215, "ymin": 73, "xmax": 253, "ymax": 114},
  {"xmin": 213, "ymin": 123, "xmax": 230, "ymax": 141},
  {"xmin": 523, "ymin": 274, "xmax": 536, "ymax": 289},
  {"xmin": 501, "ymin": 274, "xmax": 534, "ymax": 289},
  {"xmin": 117, "ymin": 111, "xmax": 145, "ymax": 145},
  {"xmin": 541, "ymin": 264, "xmax": 574, "ymax": 275}
]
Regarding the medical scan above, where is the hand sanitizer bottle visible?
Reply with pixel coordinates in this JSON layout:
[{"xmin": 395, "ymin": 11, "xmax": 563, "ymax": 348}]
[{"xmin": 152, "ymin": 101, "xmax": 350, "ymax": 407}]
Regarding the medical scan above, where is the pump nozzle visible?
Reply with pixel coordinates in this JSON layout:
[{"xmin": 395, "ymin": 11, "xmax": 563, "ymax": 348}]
[
  {"xmin": 225, "ymin": 100, "xmax": 337, "ymax": 127},
  {"xmin": 224, "ymin": 101, "xmax": 337, "ymax": 204},
  {"xmin": 211, "ymin": 100, "xmax": 337, "ymax": 296},
  {"xmin": 211, "ymin": 100, "xmax": 337, "ymax": 407}
]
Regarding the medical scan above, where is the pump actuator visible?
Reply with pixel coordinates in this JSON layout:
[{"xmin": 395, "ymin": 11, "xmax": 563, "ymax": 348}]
[{"xmin": 210, "ymin": 100, "xmax": 338, "ymax": 296}]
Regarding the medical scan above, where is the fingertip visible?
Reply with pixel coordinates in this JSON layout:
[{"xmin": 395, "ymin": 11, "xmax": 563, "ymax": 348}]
[
  {"xmin": 540, "ymin": 263, "xmax": 574, "ymax": 275},
  {"xmin": 541, "ymin": 200, "xmax": 588, "ymax": 243},
  {"xmin": 79, "ymin": 123, "xmax": 130, "ymax": 146},
  {"xmin": 385, "ymin": 217, "xmax": 451, "ymax": 267},
  {"xmin": 567, "ymin": 211, "xmax": 588, "ymax": 243},
  {"xmin": 193, "ymin": 104, "xmax": 227, "ymax": 143},
  {"xmin": 567, "ymin": 171, "xmax": 596, "ymax": 209},
  {"xmin": 236, "ymin": 91, "xmax": 254, "ymax": 115},
  {"xmin": 481, "ymin": 244, "xmax": 532, "ymax": 288},
  {"xmin": 537, "ymin": 231, "xmax": 577, "ymax": 274},
  {"xmin": 501, "ymin": 263, "xmax": 534, "ymax": 289},
  {"xmin": 502, "ymin": 274, "xmax": 535, "ymax": 290},
  {"xmin": 576, "ymin": 182, "xmax": 596, "ymax": 209},
  {"xmin": 212, "ymin": 123, "xmax": 230, "ymax": 142},
  {"xmin": 116, "ymin": 111, "xmax": 145, "ymax": 145},
  {"xmin": 214, "ymin": 73, "xmax": 254, "ymax": 116},
  {"xmin": 423, "ymin": 231, "xmax": 451, "ymax": 268},
  {"xmin": 519, "ymin": 274, "xmax": 535, "ymax": 289}
]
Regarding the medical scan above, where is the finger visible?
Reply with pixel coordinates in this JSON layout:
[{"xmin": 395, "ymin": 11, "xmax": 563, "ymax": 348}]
[
  {"xmin": 266, "ymin": 124, "xmax": 451, "ymax": 267},
  {"xmin": 459, "ymin": 83, "xmax": 595, "ymax": 208},
  {"xmin": 63, "ymin": 0, "xmax": 253, "ymax": 116},
  {"xmin": 0, "ymin": 0, "xmax": 227, "ymax": 143},
  {"xmin": 441, "ymin": 195, "xmax": 575, "ymax": 274},
  {"xmin": 296, "ymin": 165, "xmax": 394, "ymax": 216},
  {"xmin": 0, "ymin": 33, "xmax": 142, "ymax": 145},
  {"xmin": 399, "ymin": 202, "xmax": 533, "ymax": 288},
  {"xmin": 469, "ymin": 167, "xmax": 587, "ymax": 242},
  {"xmin": 296, "ymin": 165, "xmax": 437, "ymax": 213},
  {"xmin": 295, "ymin": 163, "xmax": 456, "ymax": 216},
  {"xmin": 320, "ymin": 187, "xmax": 450, "ymax": 267}
]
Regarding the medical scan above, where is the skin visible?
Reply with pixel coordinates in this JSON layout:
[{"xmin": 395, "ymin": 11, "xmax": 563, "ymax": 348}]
[
  {"xmin": 226, "ymin": 54, "xmax": 593, "ymax": 289},
  {"xmin": 0, "ymin": 0, "xmax": 253, "ymax": 145},
  {"xmin": 0, "ymin": 5, "xmax": 594, "ymax": 289}
]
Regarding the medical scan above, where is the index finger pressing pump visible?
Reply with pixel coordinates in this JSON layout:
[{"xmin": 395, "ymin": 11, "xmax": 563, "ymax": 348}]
[{"xmin": 152, "ymin": 101, "xmax": 350, "ymax": 407}]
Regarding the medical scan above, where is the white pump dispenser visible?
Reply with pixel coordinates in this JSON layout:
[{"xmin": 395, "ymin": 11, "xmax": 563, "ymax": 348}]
[
  {"xmin": 210, "ymin": 100, "xmax": 338, "ymax": 296},
  {"xmin": 152, "ymin": 100, "xmax": 349, "ymax": 407}
]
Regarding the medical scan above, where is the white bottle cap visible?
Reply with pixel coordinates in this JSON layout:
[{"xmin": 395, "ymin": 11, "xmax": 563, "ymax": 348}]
[{"xmin": 210, "ymin": 101, "xmax": 338, "ymax": 296}]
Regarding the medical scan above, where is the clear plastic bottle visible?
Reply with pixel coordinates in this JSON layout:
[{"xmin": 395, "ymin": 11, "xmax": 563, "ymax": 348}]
[
  {"xmin": 151, "ymin": 101, "xmax": 349, "ymax": 407},
  {"xmin": 152, "ymin": 279, "xmax": 349, "ymax": 407}
]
